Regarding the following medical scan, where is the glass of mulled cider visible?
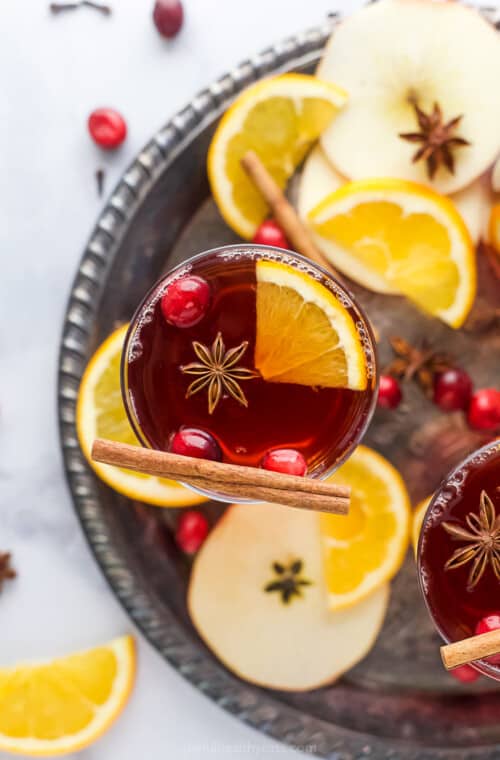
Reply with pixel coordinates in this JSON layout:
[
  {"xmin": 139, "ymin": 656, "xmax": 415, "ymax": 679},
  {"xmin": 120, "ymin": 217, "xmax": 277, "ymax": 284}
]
[
  {"xmin": 121, "ymin": 245, "xmax": 377, "ymax": 501},
  {"xmin": 418, "ymin": 440, "xmax": 500, "ymax": 681}
]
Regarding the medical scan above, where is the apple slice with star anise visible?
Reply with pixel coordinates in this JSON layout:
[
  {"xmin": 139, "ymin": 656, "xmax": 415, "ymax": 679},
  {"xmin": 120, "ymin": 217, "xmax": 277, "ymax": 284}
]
[{"xmin": 318, "ymin": 0, "xmax": 500, "ymax": 194}]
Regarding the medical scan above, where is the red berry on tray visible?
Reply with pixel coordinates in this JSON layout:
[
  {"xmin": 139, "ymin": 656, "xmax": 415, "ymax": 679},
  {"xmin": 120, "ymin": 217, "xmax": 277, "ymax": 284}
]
[
  {"xmin": 252, "ymin": 220, "xmax": 290, "ymax": 250},
  {"xmin": 377, "ymin": 375, "xmax": 402, "ymax": 409},
  {"xmin": 88, "ymin": 108, "xmax": 127, "ymax": 149},
  {"xmin": 433, "ymin": 368, "xmax": 473, "ymax": 411},
  {"xmin": 153, "ymin": 0, "xmax": 184, "ymax": 38},
  {"xmin": 175, "ymin": 511, "xmax": 209, "ymax": 554},
  {"xmin": 261, "ymin": 448, "xmax": 307, "ymax": 476},
  {"xmin": 450, "ymin": 664, "xmax": 480, "ymax": 683},
  {"xmin": 161, "ymin": 276, "xmax": 211, "ymax": 328},
  {"xmin": 170, "ymin": 428, "xmax": 221, "ymax": 461},
  {"xmin": 475, "ymin": 613, "xmax": 500, "ymax": 665},
  {"xmin": 467, "ymin": 389, "xmax": 500, "ymax": 431}
]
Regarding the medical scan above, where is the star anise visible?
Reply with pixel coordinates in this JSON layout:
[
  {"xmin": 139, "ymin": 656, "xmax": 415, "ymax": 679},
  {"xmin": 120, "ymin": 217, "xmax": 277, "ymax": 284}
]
[
  {"xmin": 399, "ymin": 101, "xmax": 470, "ymax": 179},
  {"xmin": 385, "ymin": 336, "xmax": 452, "ymax": 398},
  {"xmin": 443, "ymin": 490, "xmax": 500, "ymax": 590},
  {"xmin": 0, "ymin": 552, "xmax": 16, "ymax": 593},
  {"xmin": 181, "ymin": 332, "xmax": 258, "ymax": 414},
  {"xmin": 264, "ymin": 559, "xmax": 312, "ymax": 604}
]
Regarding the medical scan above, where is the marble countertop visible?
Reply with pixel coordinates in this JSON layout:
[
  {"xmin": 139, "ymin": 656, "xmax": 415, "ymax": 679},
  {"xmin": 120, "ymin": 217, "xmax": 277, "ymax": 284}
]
[{"xmin": 0, "ymin": 1, "xmax": 356, "ymax": 758}]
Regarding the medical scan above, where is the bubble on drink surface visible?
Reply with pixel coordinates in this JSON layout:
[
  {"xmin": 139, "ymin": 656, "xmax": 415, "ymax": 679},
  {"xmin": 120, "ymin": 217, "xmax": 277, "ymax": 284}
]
[
  {"xmin": 356, "ymin": 320, "xmax": 375, "ymax": 380},
  {"xmin": 420, "ymin": 563, "xmax": 430, "ymax": 595}
]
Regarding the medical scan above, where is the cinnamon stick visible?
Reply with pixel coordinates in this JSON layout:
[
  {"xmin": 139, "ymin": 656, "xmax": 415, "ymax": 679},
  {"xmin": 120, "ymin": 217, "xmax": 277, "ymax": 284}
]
[
  {"xmin": 440, "ymin": 628, "xmax": 500, "ymax": 670},
  {"xmin": 240, "ymin": 150, "xmax": 341, "ymax": 278},
  {"xmin": 91, "ymin": 438, "xmax": 350, "ymax": 515}
]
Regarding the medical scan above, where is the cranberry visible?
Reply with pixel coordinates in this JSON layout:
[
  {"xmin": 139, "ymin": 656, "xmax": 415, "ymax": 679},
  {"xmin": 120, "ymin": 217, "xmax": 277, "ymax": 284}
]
[
  {"xmin": 467, "ymin": 389, "xmax": 500, "ymax": 431},
  {"xmin": 161, "ymin": 276, "xmax": 211, "ymax": 328},
  {"xmin": 153, "ymin": 0, "xmax": 184, "ymax": 38},
  {"xmin": 88, "ymin": 108, "xmax": 127, "ymax": 149},
  {"xmin": 449, "ymin": 664, "xmax": 480, "ymax": 683},
  {"xmin": 261, "ymin": 449, "xmax": 307, "ymax": 476},
  {"xmin": 175, "ymin": 511, "xmax": 209, "ymax": 554},
  {"xmin": 475, "ymin": 613, "xmax": 500, "ymax": 665},
  {"xmin": 252, "ymin": 220, "xmax": 290, "ymax": 250},
  {"xmin": 377, "ymin": 375, "xmax": 402, "ymax": 409},
  {"xmin": 170, "ymin": 428, "xmax": 221, "ymax": 461},
  {"xmin": 433, "ymin": 368, "xmax": 472, "ymax": 412}
]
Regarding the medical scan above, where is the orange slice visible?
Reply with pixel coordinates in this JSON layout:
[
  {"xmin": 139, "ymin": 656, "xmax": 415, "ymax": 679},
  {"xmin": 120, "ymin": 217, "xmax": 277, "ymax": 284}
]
[
  {"xmin": 207, "ymin": 73, "xmax": 347, "ymax": 238},
  {"xmin": 320, "ymin": 445, "xmax": 410, "ymax": 610},
  {"xmin": 77, "ymin": 325, "xmax": 208, "ymax": 507},
  {"xmin": 308, "ymin": 178, "xmax": 476, "ymax": 327},
  {"xmin": 254, "ymin": 259, "xmax": 367, "ymax": 390},
  {"xmin": 0, "ymin": 636, "xmax": 135, "ymax": 756}
]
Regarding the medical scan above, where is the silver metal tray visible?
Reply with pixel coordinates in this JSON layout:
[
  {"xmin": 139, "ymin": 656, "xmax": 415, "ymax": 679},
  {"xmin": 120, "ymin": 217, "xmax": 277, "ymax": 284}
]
[{"xmin": 58, "ymin": 12, "xmax": 500, "ymax": 758}]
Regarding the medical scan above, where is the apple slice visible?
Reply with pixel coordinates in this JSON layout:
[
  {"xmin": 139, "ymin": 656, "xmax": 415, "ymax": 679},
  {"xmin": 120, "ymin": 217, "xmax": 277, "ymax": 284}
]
[
  {"xmin": 188, "ymin": 502, "xmax": 389, "ymax": 691},
  {"xmin": 452, "ymin": 177, "xmax": 492, "ymax": 246},
  {"xmin": 318, "ymin": 0, "xmax": 500, "ymax": 195},
  {"xmin": 492, "ymin": 157, "xmax": 500, "ymax": 193},
  {"xmin": 297, "ymin": 145, "xmax": 344, "ymax": 220}
]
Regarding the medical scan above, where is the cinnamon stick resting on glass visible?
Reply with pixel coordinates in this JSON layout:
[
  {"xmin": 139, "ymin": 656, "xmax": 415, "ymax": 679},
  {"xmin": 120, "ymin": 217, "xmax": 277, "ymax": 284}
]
[{"xmin": 91, "ymin": 438, "xmax": 350, "ymax": 515}]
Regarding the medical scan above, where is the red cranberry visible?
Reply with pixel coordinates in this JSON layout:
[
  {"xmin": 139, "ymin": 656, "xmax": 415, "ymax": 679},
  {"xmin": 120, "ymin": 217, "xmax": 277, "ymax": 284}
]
[
  {"xmin": 449, "ymin": 664, "xmax": 480, "ymax": 683},
  {"xmin": 377, "ymin": 375, "xmax": 402, "ymax": 409},
  {"xmin": 88, "ymin": 108, "xmax": 127, "ymax": 149},
  {"xmin": 252, "ymin": 220, "xmax": 290, "ymax": 250},
  {"xmin": 261, "ymin": 449, "xmax": 307, "ymax": 476},
  {"xmin": 475, "ymin": 613, "xmax": 500, "ymax": 665},
  {"xmin": 433, "ymin": 368, "xmax": 472, "ymax": 412},
  {"xmin": 175, "ymin": 511, "xmax": 209, "ymax": 554},
  {"xmin": 153, "ymin": 0, "xmax": 184, "ymax": 38},
  {"xmin": 161, "ymin": 276, "xmax": 210, "ymax": 328},
  {"xmin": 170, "ymin": 428, "xmax": 221, "ymax": 461},
  {"xmin": 467, "ymin": 389, "xmax": 500, "ymax": 431}
]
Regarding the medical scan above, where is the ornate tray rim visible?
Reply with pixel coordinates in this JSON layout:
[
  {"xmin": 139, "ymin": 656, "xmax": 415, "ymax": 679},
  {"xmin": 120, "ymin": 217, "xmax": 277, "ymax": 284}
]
[{"xmin": 57, "ymin": 10, "xmax": 500, "ymax": 759}]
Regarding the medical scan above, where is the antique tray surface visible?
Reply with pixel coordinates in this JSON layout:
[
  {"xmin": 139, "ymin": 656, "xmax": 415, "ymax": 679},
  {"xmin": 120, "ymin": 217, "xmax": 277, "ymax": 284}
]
[{"xmin": 58, "ymin": 13, "xmax": 500, "ymax": 759}]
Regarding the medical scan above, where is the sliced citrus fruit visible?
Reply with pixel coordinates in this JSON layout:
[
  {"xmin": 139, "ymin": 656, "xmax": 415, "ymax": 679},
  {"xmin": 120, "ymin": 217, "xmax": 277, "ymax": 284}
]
[
  {"xmin": 254, "ymin": 259, "xmax": 367, "ymax": 390},
  {"xmin": 77, "ymin": 324, "xmax": 207, "ymax": 507},
  {"xmin": 319, "ymin": 445, "xmax": 410, "ymax": 610},
  {"xmin": 208, "ymin": 73, "xmax": 347, "ymax": 238},
  {"xmin": 308, "ymin": 178, "xmax": 476, "ymax": 327},
  {"xmin": 0, "ymin": 636, "xmax": 135, "ymax": 756},
  {"xmin": 488, "ymin": 202, "xmax": 500, "ymax": 252},
  {"xmin": 412, "ymin": 496, "xmax": 432, "ymax": 555}
]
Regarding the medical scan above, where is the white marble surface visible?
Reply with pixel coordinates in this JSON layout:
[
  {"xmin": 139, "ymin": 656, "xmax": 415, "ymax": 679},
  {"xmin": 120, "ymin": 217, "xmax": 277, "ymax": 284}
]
[{"xmin": 0, "ymin": 1, "xmax": 360, "ymax": 758}]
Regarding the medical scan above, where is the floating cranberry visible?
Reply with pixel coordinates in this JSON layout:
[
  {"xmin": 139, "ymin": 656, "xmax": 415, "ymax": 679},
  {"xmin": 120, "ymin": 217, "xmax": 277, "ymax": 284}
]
[
  {"xmin": 449, "ymin": 664, "xmax": 480, "ymax": 683},
  {"xmin": 377, "ymin": 375, "xmax": 402, "ymax": 409},
  {"xmin": 261, "ymin": 448, "xmax": 307, "ymax": 476},
  {"xmin": 433, "ymin": 368, "xmax": 472, "ymax": 412},
  {"xmin": 467, "ymin": 389, "xmax": 500, "ymax": 431},
  {"xmin": 475, "ymin": 613, "xmax": 500, "ymax": 665},
  {"xmin": 252, "ymin": 220, "xmax": 290, "ymax": 250},
  {"xmin": 170, "ymin": 428, "xmax": 221, "ymax": 461},
  {"xmin": 153, "ymin": 0, "xmax": 184, "ymax": 38},
  {"xmin": 88, "ymin": 108, "xmax": 127, "ymax": 149},
  {"xmin": 175, "ymin": 511, "xmax": 209, "ymax": 554},
  {"xmin": 161, "ymin": 276, "xmax": 211, "ymax": 328}
]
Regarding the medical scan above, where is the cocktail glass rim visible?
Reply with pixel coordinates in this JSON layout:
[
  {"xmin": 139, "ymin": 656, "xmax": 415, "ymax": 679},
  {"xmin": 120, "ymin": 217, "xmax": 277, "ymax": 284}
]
[
  {"xmin": 120, "ymin": 243, "xmax": 379, "ymax": 502},
  {"xmin": 417, "ymin": 438, "xmax": 500, "ymax": 681}
]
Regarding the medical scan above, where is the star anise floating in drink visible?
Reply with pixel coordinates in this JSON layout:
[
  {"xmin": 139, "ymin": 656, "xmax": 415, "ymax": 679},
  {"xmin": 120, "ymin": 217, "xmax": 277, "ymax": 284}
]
[
  {"xmin": 0, "ymin": 552, "xmax": 16, "ymax": 593},
  {"xmin": 264, "ymin": 559, "xmax": 312, "ymax": 604},
  {"xmin": 442, "ymin": 490, "xmax": 500, "ymax": 590},
  {"xmin": 399, "ymin": 101, "xmax": 471, "ymax": 179},
  {"xmin": 385, "ymin": 336, "xmax": 452, "ymax": 398},
  {"xmin": 181, "ymin": 332, "xmax": 258, "ymax": 414}
]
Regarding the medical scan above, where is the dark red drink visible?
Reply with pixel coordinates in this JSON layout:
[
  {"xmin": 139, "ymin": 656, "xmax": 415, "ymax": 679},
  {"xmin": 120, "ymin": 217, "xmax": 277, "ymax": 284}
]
[
  {"xmin": 122, "ymin": 246, "xmax": 376, "ymax": 498},
  {"xmin": 418, "ymin": 440, "xmax": 500, "ymax": 680}
]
